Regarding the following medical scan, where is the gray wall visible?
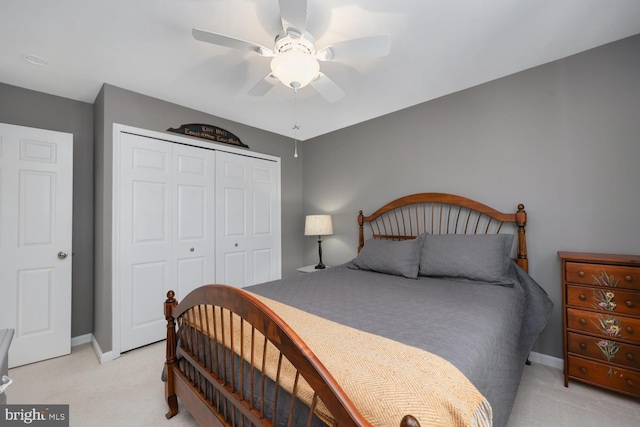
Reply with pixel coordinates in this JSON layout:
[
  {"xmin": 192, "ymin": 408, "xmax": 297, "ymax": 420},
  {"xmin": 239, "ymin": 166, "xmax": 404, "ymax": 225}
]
[
  {"xmin": 302, "ymin": 34, "xmax": 640, "ymax": 359},
  {"xmin": 0, "ymin": 83, "xmax": 95, "ymax": 338},
  {"xmin": 93, "ymin": 84, "xmax": 304, "ymax": 351}
]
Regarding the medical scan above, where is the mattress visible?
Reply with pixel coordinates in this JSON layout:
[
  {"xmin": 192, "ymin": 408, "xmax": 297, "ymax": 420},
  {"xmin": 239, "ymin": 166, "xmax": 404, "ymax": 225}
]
[{"xmin": 246, "ymin": 262, "xmax": 553, "ymax": 427}]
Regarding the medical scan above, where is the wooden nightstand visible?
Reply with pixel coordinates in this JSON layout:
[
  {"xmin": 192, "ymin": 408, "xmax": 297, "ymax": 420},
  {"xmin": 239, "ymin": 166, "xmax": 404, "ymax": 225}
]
[
  {"xmin": 297, "ymin": 265, "xmax": 331, "ymax": 274},
  {"xmin": 558, "ymin": 251, "xmax": 640, "ymax": 399}
]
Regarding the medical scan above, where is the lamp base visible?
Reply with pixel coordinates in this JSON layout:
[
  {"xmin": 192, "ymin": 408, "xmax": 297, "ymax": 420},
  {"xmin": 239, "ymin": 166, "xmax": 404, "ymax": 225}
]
[{"xmin": 315, "ymin": 237, "xmax": 325, "ymax": 270}]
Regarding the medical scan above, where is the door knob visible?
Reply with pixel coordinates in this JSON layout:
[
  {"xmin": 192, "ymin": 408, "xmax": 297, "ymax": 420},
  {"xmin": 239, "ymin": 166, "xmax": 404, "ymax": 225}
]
[{"xmin": 57, "ymin": 251, "xmax": 68, "ymax": 259}]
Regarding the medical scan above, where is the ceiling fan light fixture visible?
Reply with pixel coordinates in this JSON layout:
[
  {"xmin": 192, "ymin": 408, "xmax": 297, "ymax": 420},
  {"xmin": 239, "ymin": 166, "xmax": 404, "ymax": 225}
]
[{"xmin": 270, "ymin": 50, "xmax": 319, "ymax": 89}]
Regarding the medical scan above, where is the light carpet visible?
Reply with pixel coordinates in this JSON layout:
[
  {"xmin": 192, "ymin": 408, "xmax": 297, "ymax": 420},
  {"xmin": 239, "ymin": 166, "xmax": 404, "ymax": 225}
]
[{"xmin": 7, "ymin": 342, "xmax": 640, "ymax": 427}]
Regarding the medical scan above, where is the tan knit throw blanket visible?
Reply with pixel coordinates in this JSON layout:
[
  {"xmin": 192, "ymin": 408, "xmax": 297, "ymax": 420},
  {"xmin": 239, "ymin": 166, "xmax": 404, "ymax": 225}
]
[{"xmin": 195, "ymin": 292, "xmax": 492, "ymax": 427}]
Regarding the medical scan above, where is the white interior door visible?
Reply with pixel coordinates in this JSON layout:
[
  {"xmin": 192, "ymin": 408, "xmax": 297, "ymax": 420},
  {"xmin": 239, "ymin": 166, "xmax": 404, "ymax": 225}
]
[
  {"xmin": 118, "ymin": 133, "xmax": 215, "ymax": 353},
  {"xmin": 0, "ymin": 123, "xmax": 73, "ymax": 368},
  {"xmin": 215, "ymin": 151, "xmax": 280, "ymax": 287}
]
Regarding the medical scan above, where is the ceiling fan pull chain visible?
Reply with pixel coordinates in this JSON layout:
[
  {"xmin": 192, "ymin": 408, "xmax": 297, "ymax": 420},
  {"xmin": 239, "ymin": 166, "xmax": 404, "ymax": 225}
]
[{"xmin": 293, "ymin": 91, "xmax": 299, "ymax": 158}]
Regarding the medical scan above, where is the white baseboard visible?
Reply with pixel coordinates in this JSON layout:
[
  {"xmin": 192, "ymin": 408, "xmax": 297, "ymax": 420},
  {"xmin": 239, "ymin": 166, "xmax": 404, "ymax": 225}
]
[
  {"xmin": 79, "ymin": 333, "xmax": 563, "ymax": 369},
  {"xmin": 71, "ymin": 333, "xmax": 92, "ymax": 347},
  {"xmin": 90, "ymin": 335, "xmax": 115, "ymax": 364},
  {"xmin": 529, "ymin": 351, "xmax": 563, "ymax": 370}
]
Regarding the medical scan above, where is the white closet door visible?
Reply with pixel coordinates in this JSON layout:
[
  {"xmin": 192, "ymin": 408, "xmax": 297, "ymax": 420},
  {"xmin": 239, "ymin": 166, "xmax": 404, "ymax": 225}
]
[
  {"xmin": 0, "ymin": 123, "xmax": 73, "ymax": 368},
  {"xmin": 119, "ymin": 133, "xmax": 172, "ymax": 353},
  {"xmin": 119, "ymin": 133, "xmax": 215, "ymax": 352},
  {"xmin": 172, "ymin": 143, "xmax": 215, "ymax": 297},
  {"xmin": 215, "ymin": 151, "xmax": 280, "ymax": 287}
]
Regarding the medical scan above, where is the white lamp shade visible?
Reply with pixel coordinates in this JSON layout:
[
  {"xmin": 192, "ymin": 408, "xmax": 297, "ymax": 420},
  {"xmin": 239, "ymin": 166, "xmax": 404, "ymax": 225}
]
[
  {"xmin": 271, "ymin": 51, "xmax": 320, "ymax": 89},
  {"xmin": 304, "ymin": 215, "xmax": 333, "ymax": 236}
]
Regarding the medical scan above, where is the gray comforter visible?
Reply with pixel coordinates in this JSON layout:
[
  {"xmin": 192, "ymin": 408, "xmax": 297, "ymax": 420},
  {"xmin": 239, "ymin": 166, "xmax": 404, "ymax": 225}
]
[{"xmin": 247, "ymin": 262, "xmax": 553, "ymax": 427}]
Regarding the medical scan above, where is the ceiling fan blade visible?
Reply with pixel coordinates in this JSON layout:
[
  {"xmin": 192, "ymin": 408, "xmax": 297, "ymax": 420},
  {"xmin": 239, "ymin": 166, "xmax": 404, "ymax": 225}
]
[
  {"xmin": 192, "ymin": 28, "xmax": 273, "ymax": 57},
  {"xmin": 278, "ymin": 0, "xmax": 307, "ymax": 35},
  {"xmin": 247, "ymin": 74, "xmax": 279, "ymax": 96},
  {"xmin": 310, "ymin": 73, "xmax": 345, "ymax": 103},
  {"xmin": 316, "ymin": 34, "xmax": 391, "ymax": 62}
]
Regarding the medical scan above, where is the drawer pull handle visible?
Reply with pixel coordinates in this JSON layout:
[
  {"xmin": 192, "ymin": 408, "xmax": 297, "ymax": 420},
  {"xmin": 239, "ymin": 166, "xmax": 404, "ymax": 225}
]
[
  {"xmin": 579, "ymin": 318, "xmax": 587, "ymax": 325},
  {"xmin": 579, "ymin": 343, "xmax": 587, "ymax": 350},
  {"xmin": 626, "ymin": 353, "xmax": 635, "ymax": 361},
  {"xmin": 579, "ymin": 294, "xmax": 587, "ymax": 301},
  {"xmin": 627, "ymin": 379, "xmax": 634, "ymax": 387},
  {"xmin": 626, "ymin": 326, "xmax": 634, "ymax": 335},
  {"xmin": 626, "ymin": 300, "xmax": 634, "ymax": 308},
  {"xmin": 625, "ymin": 275, "xmax": 632, "ymax": 283},
  {"xmin": 578, "ymin": 271, "xmax": 585, "ymax": 277},
  {"xmin": 579, "ymin": 367, "xmax": 587, "ymax": 374}
]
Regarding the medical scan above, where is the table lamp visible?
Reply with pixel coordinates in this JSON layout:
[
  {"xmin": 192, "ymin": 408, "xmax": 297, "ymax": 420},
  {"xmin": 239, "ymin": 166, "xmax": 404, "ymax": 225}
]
[{"xmin": 304, "ymin": 215, "xmax": 333, "ymax": 269}]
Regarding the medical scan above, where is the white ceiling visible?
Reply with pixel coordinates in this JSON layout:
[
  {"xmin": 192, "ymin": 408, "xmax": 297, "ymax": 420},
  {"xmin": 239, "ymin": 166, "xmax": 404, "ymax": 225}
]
[{"xmin": 2, "ymin": 0, "xmax": 640, "ymax": 140}]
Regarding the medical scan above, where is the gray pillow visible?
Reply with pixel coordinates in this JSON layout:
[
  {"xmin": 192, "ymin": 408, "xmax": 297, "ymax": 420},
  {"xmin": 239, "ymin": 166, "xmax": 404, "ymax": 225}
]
[
  {"xmin": 351, "ymin": 233, "xmax": 427, "ymax": 279},
  {"xmin": 419, "ymin": 234, "xmax": 514, "ymax": 284}
]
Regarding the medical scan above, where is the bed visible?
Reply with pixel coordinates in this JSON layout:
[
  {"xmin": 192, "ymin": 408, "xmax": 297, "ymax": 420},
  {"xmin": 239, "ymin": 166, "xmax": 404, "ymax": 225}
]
[{"xmin": 163, "ymin": 193, "xmax": 553, "ymax": 427}]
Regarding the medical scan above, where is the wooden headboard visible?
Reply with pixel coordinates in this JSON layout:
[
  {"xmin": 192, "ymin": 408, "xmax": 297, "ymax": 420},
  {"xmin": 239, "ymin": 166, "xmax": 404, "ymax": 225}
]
[{"xmin": 358, "ymin": 193, "xmax": 528, "ymax": 272}]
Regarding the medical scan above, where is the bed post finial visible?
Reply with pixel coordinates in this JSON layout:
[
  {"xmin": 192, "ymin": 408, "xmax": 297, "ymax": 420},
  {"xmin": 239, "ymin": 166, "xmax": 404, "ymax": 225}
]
[
  {"xmin": 515, "ymin": 204, "xmax": 528, "ymax": 272},
  {"xmin": 358, "ymin": 210, "xmax": 365, "ymax": 253},
  {"xmin": 165, "ymin": 290, "xmax": 177, "ymax": 363},
  {"xmin": 400, "ymin": 415, "xmax": 421, "ymax": 427}
]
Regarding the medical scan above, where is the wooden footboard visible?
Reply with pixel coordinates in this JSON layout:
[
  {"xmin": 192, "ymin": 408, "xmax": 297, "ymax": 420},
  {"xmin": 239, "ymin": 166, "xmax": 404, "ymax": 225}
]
[{"xmin": 164, "ymin": 285, "xmax": 421, "ymax": 427}]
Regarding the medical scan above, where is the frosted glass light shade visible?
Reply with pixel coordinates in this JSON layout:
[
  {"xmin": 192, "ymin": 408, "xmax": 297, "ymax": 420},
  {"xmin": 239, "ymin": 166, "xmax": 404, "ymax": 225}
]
[
  {"xmin": 304, "ymin": 215, "xmax": 333, "ymax": 236},
  {"xmin": 271, "ymin": 51, "xmax": 320, "ymax": 89}
]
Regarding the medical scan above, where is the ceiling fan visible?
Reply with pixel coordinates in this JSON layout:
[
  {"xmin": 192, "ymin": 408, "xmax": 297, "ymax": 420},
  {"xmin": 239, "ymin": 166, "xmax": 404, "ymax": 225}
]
[{"xmin": 192, "ymin": 0, "xmax": 391, "ymax": 103}]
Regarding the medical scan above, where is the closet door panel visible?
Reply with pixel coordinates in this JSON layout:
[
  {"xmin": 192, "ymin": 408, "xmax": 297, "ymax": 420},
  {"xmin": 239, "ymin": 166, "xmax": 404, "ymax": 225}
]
[
  {"xmin": 218, "ymin": 184, "xmax": 249, "ymax": 287},
  {"xmin": 119, "ymin": 135, "xmax": 216, "ymax": 352},
  {"xmin": 223, "ymin": 187, "xmax": 247, "ymax": 237},
  {"xmin": 132, "ymin": 181, "xmax": 167, "ymax": 243},
  {"xmin": 253, "ymin": 190, "xmax": 272, "ymax": 235},
  {"xmin": 222, "ymin": 252, "xmax": 246, "ymax": 286},
  {"xmin": 252, "ymin": 248, "xmax": 272, "ymax": 285},
  {"xmin": 119, "ymin": 134, "xmax": 172, "ymax": 352},
  {"xmin": 172, "ymin": 144, "xmax": 215, "ymax": 298},
  {"xmin": 131, "ymin": 261, "xmax": 167, "ymax": 327},
  {"xmin": 249, "ymin": 163, "xmax": 278, "ymax": 284},
  {"xmin": 216, "ymin": 151, "xmax": 279, "ymax": 287}
]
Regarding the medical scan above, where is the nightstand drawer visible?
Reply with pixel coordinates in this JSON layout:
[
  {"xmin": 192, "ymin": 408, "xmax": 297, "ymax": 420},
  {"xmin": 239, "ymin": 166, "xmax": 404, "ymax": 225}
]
[
  {"xmin": 567, "ymin": 332, "xmax": 640, "ymax": 369},
  {"xmin": 567, "ymin": 284, "xmax": 640, "ymax": 315},
  {"xmin": 568, "ymin": 355, "xmax": 640, "ymax": 398},
  {"xmin": 567, "ymin": 308, "xmax": 640, "ymax": 344},
  {"xmin": 566, "ymin": 262, "xmax": 640, "ymax": 291}
]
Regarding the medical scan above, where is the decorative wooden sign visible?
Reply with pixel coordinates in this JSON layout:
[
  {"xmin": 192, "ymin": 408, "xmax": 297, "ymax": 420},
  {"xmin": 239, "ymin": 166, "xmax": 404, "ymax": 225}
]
[{"xmin": 167, "ymin": 123, "xmax": 249, "ymax": 149}]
